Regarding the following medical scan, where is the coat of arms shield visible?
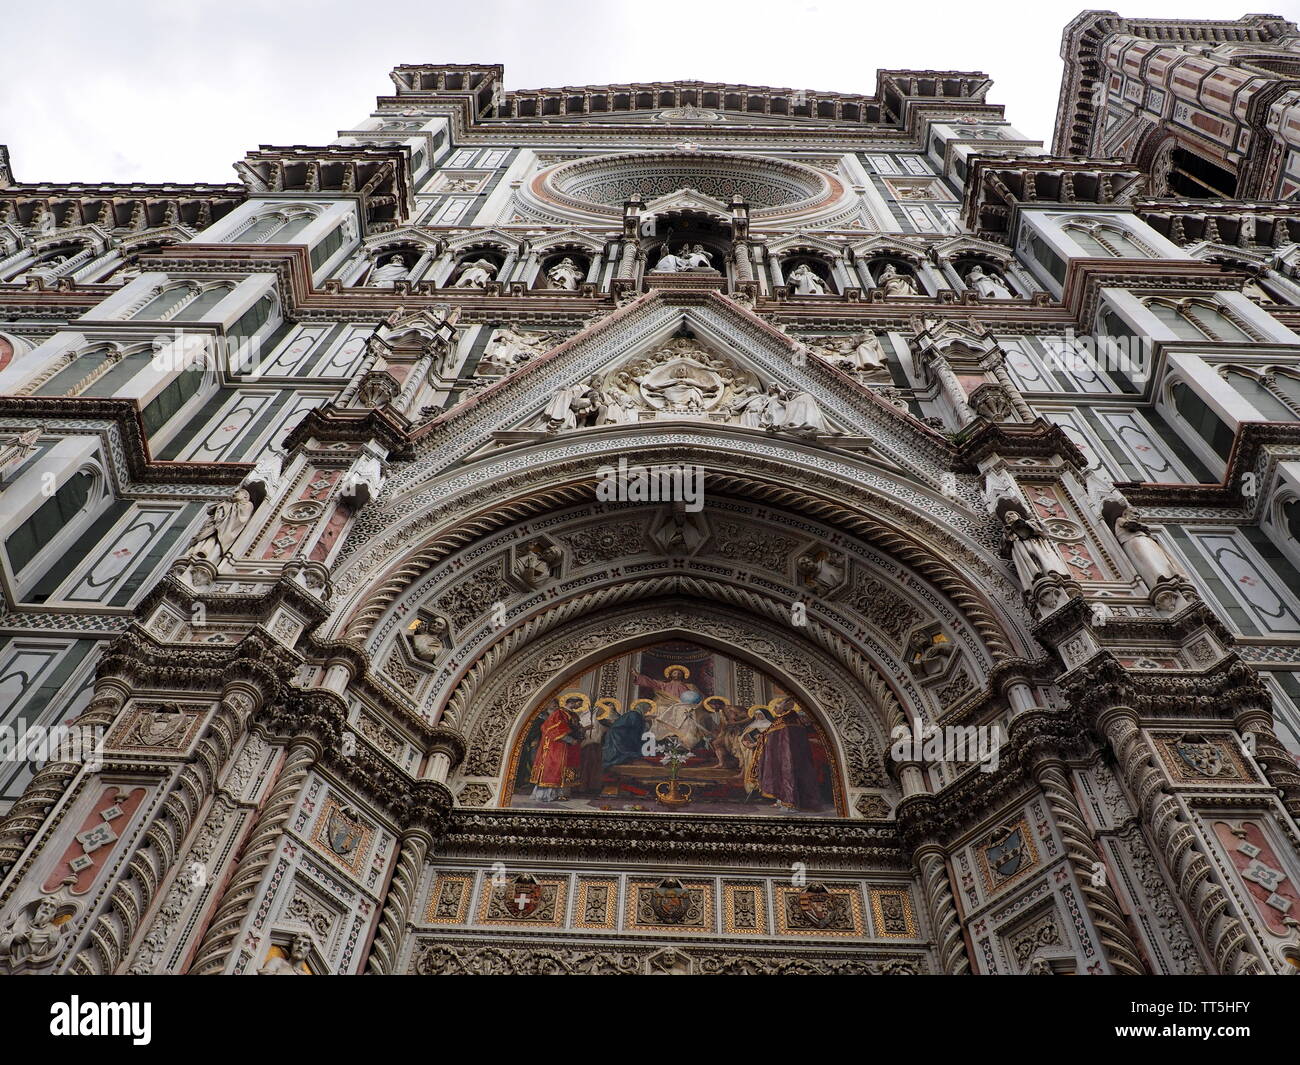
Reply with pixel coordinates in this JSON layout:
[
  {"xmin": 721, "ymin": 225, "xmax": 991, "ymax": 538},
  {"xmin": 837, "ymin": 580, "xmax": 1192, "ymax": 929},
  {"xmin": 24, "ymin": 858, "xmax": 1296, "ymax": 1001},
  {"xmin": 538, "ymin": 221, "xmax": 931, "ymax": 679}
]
[
  {"xmin": 648, "ymin": 878, "xmax": 692, "ymax": 924},
  {"xmin": 506, "ymin": 875, "xmax": 545, "ymax": 918},
  {"xmin": 795, "ymin": 883, "xmax": 841, "ymax": 928},
  {"xmin": 326, "ymin": 806, "xmax": 363, "ymax": 857},
  {"xmin": 985, "ymin": 825, "xmax": 1026, "ymax": 881}
]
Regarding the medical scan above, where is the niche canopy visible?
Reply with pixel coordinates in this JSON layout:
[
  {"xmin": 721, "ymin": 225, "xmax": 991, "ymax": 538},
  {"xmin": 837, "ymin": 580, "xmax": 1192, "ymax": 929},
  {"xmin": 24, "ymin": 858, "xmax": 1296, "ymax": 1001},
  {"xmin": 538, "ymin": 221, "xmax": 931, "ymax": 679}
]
[{"xmin": 529, "ymin": 149, "xmax": 842, "ymax": 222}]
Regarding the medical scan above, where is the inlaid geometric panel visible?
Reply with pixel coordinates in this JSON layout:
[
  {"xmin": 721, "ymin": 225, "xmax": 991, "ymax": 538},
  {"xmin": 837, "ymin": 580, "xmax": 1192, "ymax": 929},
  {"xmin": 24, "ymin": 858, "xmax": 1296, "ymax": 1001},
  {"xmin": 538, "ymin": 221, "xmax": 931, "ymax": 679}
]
[
  {"xmin": 573, "ymin": 878, "xmax": 619, "ymax": 930},
  {"xmin": 722, "ymin": 881, "xmax": 768, "ymax": 935},
  {"xmin": 868, "ymin": 888, "xmax": 917, "ymax": 938},
  {"xmin": 423, "ymin": 873, "xmax": 474, "ymax": 925}
]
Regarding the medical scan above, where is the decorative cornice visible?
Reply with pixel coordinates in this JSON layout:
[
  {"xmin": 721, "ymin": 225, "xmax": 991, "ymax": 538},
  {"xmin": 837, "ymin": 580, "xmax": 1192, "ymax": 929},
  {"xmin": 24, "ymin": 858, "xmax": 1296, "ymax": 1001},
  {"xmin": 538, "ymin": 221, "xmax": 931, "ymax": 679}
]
[
  {"xmin": 961, "ymin": 155, "xmax": 1146, "ymax": 242},
  {"xmin": 0, "ymin": 396, "xmax": 249, "ymax": 485},
  {"xmin": 953, "ymin": 416, "xmax": 1089, "ymax": 469},
  {"xmin": 440, "ymin": 808, "xmax": 905, "ymax": 867},
  {"xmin": 1059, "ymin": 650, "xmax": 1270, "ymax": 722},
  {"xmin": 280, "ymin": 402, "xmax": 415, "ymax": 458}
]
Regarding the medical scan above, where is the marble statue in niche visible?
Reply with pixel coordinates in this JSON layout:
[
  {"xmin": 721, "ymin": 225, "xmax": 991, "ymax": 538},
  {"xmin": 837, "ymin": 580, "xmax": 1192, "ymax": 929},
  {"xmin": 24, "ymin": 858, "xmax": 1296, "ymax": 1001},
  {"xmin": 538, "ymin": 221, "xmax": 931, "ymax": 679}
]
[
  {"xmin": 1001, "ymin": 508, "xmax": 1070, "ymax": 589},
  {"xmin": 876, "ymin": 263, "xmax": 918, "ymax": 296},
  {"xmin": 451, "ymin": 258, "xmax": 498, "ymax": 288},
  {"xmin": 188, "ymin": 487, "xmax": 255, "ymax": 563},
  {"xmin": 649, "ymin": 242, "xmax": 715, "ymax": 273},
  {"xmin": 965, "ymin": 265, "xmax": 1013, "ymax": 298},
  {"xmin": 370, "ymin": 253, "xmax": 411, "ymax": 287},
  {"xmin": 787, "ymin": 263, "xmax": 828, "ymax": 295},
  {"xmin": 546, "ymin": 257, "xmax": 584, "ymax": 290},
  {"xmin": 1112, "ymin": 506, "xmax": 1188, "ymax": 590}
]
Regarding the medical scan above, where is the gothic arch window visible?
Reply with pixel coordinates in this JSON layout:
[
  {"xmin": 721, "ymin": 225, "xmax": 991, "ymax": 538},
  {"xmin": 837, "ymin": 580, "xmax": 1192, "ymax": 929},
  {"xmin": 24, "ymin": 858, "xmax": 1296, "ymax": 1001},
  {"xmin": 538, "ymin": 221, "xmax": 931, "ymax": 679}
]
[
  {"xmin": 229, "ymin": 292, "xmax": 277, "ymax": 339},
  {"xmin": 80, "ymin": 345, "xmax": 154, "ymax": 398},
  {"xmin": 142, "ymin": 359, "xmax": 209, "ymax": 435},
  {"xmin": 503, "ymin": 639, "xmax": 844, "ymax": 816},
  {"xmin": 1060, "ymin": 220, "xmax": 1155, "ymax": 258},
  {"xmin": 1169, "ymin": 379, "xmax": 1235, "ymax": 460},
  {"xmin": 229, "ymin": 206, "xmax": 320, "ymax": 245},
  {"xmin": 171, "ymin": 282, "xmax": 236, "ymax": 322},
  {"xmin": 133, "ymin": 284, "xmax": 195, "ymax": 321},
  {"xmin": 1222, "ymin": 368, "xmax": 1300, "ymax": 422},
  {"xmin": 32, "ymin": 344, "xmax": 118, "ymax": 397},
  {"xmin": 1142, "ymin": 297, "xmax": 1255, "ymax": 343},
  {"xmin": 131, "ymin": 281, "xmax": 235, "ymax": 322},
  {"xmin": 5, "ymin": 468, "xmax": 99, "ymax": 575}
]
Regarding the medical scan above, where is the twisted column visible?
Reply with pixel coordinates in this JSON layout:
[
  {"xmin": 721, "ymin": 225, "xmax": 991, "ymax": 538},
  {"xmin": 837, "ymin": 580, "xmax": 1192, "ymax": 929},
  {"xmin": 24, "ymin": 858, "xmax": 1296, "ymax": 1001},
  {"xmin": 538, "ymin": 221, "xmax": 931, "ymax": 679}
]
[
  {"xmin": 1031, "ymin": 757, "xmax": 1147, "ymax": 974},
  {"xmin": 365, "ymin": 824, "xmax": 431, "ymax": 975},
  {"xmin": 0, "ymin": 685, "xmax": 124, "ymax": 875},
  {"xmin": 915, "ymin": 845, "xmax": 970, "ymax": 974},
  {"xmin": 72, "ymin": 688, "xmax": 254, "ymax": 974},
  {"xmin": 1235, "ymin": 705, "xmax": 1300, "ymax": 825},
  {"xmin": 1101, "ymin": 707, "xmax": 1264, "ymax": 975},
  {"xmin": 615, "ymin": 239, "xmax": 639, "ymax": 280},
  {"xmin": 189, "ymin": 739, "xmax": 317, "ymax": 974},
  {"xmin": 366, "ymin": 736, "xmax": 459, "ymax": 975}
]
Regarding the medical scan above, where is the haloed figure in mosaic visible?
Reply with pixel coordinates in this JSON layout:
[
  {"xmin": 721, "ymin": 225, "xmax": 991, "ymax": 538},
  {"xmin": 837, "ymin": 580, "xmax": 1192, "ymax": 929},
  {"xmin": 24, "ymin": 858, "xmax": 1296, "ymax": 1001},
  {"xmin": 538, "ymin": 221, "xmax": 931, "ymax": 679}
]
[{"xmin": 509, "ymin": 643, "xmax": 839, "ymax": 816}]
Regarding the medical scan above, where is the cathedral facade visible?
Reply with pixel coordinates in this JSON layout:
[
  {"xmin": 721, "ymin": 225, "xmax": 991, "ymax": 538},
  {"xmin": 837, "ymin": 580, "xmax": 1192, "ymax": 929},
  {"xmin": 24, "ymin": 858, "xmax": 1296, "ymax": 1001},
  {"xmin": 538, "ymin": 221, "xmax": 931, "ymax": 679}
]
[{"xmin": 1, "ymin": 10, "xmax": 1300, "ymax": 976}]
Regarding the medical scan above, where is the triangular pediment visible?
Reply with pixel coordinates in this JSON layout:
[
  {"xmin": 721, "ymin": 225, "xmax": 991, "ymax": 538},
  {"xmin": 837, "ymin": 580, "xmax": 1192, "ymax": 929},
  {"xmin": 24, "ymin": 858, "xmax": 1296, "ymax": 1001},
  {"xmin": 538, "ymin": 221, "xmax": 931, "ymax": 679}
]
[
  {"xmin": 361, "ymin": 225, "xmax": 441, "ymax": 253},
  {"xmin": 931, "ymin": 234, "xmax": 1014, "ymax": 263},
  {"xmin": 414, "ymin": 290, "xmax": 954, "ymax": 488},
  {"xmin": 848, "ymin": 235, "xmax": 931, "ymax": 262},
  {"xmin": 641, "ymin": 187, "xmax": 732, "ymax": 219}
]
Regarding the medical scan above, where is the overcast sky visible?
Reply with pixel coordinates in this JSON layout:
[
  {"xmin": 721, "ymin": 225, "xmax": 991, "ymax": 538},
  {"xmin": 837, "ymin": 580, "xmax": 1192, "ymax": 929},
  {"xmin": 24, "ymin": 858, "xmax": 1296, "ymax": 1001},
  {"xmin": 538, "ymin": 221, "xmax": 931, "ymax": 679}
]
[{"xmin": 2, "ymin": 1, "xmax": 1289, "ymax": 185}]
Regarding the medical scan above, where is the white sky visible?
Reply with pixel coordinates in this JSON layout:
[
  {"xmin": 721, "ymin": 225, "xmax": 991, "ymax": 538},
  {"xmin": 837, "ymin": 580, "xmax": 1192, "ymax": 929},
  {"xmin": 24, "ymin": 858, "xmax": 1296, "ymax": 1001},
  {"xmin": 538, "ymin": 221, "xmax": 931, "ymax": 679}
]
[{"xmin": 2, "ymin": 1, "xmax": 1293, "ymax": 185}]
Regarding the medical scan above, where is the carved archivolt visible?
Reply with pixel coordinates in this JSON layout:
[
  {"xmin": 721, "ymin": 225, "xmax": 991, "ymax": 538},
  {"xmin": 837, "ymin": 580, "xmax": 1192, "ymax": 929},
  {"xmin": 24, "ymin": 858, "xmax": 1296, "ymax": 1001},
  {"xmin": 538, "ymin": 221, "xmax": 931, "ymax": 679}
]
[
  {"xmin": 329, "ymin": 450, "xmax": 1028, "ymax": 660},
  {"xmin": 366, "ymin": 501, "xmax": 995, "ymax": 730},
  {"xmin": 449, "ymin": 601, "xmax": 897, "ymax": 809}
]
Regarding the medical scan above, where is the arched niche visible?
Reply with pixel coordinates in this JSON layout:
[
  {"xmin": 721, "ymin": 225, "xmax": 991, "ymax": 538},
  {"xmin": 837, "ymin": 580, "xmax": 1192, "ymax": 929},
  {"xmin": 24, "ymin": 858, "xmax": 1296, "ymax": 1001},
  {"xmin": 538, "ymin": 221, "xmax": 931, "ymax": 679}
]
[
  {"xmin": 951, "ymin": 255, "xmax": 1018, "ymax": 297},
  {"xmin": 641, "ymin": 210, "xmax": 731, "ymax": 277},
  {"xmin": 862, "ymin": 255, "xmax": 923, "ymax": 296},
  {"xmin": 535, "ymin": 248, "xmax": 591, "ymax": 291},
  {"xmin": 359, "ymin": 243, "xmax": 426, "ymax": 287},
  {"xmin": 781, "ymin": 252, "xmax": 837, "ymax": 295},
  {"xmin": 447, "ymin": 246, "xmax": 507, "ymax": 289}
]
